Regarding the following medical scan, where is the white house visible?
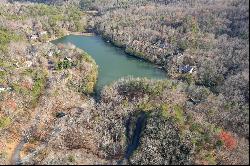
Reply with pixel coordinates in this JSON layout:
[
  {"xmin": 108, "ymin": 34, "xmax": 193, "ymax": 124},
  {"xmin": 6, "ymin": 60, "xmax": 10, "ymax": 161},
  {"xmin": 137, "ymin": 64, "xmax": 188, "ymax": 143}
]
[
  {"xmin": 56, "ymin": 50, "xmax": 61, "ymax": 54},
  {"xmin": 25, "ymin": 61, "xmax": 33, "ymax": 68},
  {"xmin": 0, "ymin": 86, "xmax": 11, "ymax": 92},
  {"xmin": 0, "ymin": 87, "xmax": 6, "ymax": 92},
  {"xmin": 48, "ymin": 51, "xmax": 54, "ymax": 57},
  {"xmin": 39, "ymin": 31, "xmax": 47, "ymax": 36},
  {"xmin": 14, "ymin": 62, "xmax": 20, "ymax": 68},
  {"xmin": 30, "ymin": 34, "xmax": 38, "ymax": 40},
  {"xmin": 64, "ymin": 57, "xmax": 72, "ymax": 61}
]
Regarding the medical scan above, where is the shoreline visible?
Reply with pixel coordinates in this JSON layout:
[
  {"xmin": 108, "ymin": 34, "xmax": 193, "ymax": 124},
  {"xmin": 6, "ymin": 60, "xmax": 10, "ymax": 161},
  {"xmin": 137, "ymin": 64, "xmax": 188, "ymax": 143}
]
[
  {"xmin": 48, "ymin": 32, "xmax": 165, "ymax": 73},
  {"xmin": 71, "ymin": 32, "xmax": 95, "ymax": 36},
  {"xmin": 47, "ymin": 32, "xmax": 95, "ymax": 43}
]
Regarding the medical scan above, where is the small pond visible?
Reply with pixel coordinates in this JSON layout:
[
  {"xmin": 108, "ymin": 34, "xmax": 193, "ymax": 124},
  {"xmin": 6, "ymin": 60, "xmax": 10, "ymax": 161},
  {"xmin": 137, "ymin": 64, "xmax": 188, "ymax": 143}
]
[{"xmin": 52, "ymin": 35, "xmax": 166, "ymax": 92}]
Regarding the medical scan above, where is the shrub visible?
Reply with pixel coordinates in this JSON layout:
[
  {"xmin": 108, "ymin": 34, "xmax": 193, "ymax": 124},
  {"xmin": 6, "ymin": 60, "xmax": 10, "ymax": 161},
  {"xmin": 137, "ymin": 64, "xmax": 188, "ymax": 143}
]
[
  {"xmin": 138, "ymin": 102, "xmax": 155, "ymax": 111},
  {"xmin": 219, "ymin": 131, "xmax": 237, "ymax": 150},
  {"xmin": 68, "ymin": 155, "xmax": 76, "ymax": 163},
  {"xmin": 0, "ymin": 27, "xmax": 23, "ymax": 53},
  {"xmin": 81, "ymin": 52, "xmax": 94, "ymax": 63},
  {"xmin": 55, "ymin": 60, "xmax": 72, "ymax": 70},
  {"xmin": 5, "ymin": 99, "xmax": 17, "ymax": 110},
  {"xmin": 0, "ymin": 116, "xmax": 11, "ymax": 129},
  {"xmin": 173, "ymin": 105, "xmax": 185, "ymax": 126},
  {"xmin": 30, "ymin": 70, "xmax": 47, "ymax": 106},
  {"xmin": 161, "ymin": 104, "xmax": 170, "ymax": 118}
]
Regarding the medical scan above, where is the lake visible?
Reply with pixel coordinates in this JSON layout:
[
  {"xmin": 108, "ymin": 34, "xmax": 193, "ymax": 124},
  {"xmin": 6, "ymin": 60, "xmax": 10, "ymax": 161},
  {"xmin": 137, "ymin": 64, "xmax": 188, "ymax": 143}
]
[{"xmin": 52, "ymin": 35, "xmax": 166, "ymax": 92}]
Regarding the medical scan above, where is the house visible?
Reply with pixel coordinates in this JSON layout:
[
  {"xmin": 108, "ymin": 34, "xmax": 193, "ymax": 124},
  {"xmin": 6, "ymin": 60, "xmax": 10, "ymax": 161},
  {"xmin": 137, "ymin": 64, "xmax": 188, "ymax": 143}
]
[
  {"xmin": 56, "ymin": 112, "xmax": 66, "ymax": 118},
  {"xmin": 85, "ymin": 10, "xmax": 99, "ymax": 16},
  {"xmin": 25, "ymin": 61, "xmax": 33, "ymax": 68},
  {"xmin": 47, "ymin": 60, "xmax": 54, "ymax": 70},
  {"xmin": 0, "ymin": 86, "xmax": 11, "ymax": 92},
  {"xmin": 14, "ymin": 62, "xmax": 20, "ymax": 68},
  {"xmin": 28, "ymin": 45, "xmax": 37, "ymax": 57},
  {"xmin": 48, "ymin": 60, "xmax": 53, "ymax": 65},
  {"xmin": 176, "ymin": 53, "xmax": 184, "ymax": 59},
  {"xmin": 64, "ymin": 57, "xmax": 72, "ymax": 61},
  {"xmin": 39, "ymin": 31, "xmax": 47, "ymax": 37},
  {"xmin": 179, "ymin": 65, "xmax": 194, "ymax": 74},
  {"xmin": 0, "ymin": 87, "xmax": 5, "ymax": 92},
  {"xmin": 30, "ymin": 34, "xmax": 39, "ymax": 40},
  {"xmin": 56, "ymin": 50, "xmax": 61, "ymax": 54},
  {"xmin": 48, "ymin": 51, "xmax": 54, "ymax": 57},
  {"xmin": 188, "ymin": 97, "xmax": 201, "ymax": 104},
  {"xmin": 0, "ymin": 67, "xmax": 5, "ymax": 72}
]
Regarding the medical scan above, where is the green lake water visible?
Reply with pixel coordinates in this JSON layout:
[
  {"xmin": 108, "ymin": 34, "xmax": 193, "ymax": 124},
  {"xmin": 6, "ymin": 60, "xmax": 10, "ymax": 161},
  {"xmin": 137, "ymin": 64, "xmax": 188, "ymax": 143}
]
[{"xmin": 52, "ymin": 35, "xmax": 166, "ymax": 92}]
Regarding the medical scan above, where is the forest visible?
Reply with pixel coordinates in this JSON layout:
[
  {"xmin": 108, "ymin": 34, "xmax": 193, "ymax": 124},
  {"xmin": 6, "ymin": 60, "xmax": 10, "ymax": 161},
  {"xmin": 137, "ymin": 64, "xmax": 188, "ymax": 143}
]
[
  {"xmin": 90, "ymin": 0, "xmax": 249, "ymax": 138},
  {"xmin": 0, "ymin": 0, "xmax": 249, "ymax": 165}
]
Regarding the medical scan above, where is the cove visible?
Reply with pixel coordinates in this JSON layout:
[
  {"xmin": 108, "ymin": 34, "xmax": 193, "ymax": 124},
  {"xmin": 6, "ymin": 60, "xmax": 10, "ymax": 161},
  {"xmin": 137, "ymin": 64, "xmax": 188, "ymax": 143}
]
[{"xmin": 52, "ymin": 35, "xmax": 166, "ymax": 92}]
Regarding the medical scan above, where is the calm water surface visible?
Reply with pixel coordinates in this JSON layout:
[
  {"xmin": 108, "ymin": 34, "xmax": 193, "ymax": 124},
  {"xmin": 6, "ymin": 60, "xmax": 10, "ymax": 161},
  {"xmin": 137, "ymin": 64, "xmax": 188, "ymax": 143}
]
[{"xmin": 52, "ymin": 35, "xmax": 166, "ymax": 92}]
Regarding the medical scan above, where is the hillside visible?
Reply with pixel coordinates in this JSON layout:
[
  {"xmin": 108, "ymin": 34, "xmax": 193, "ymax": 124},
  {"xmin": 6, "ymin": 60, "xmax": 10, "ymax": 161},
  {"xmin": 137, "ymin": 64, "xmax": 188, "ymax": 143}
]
[{"xmin": 0, "ymin": 0, "xmax": 249, "ymax": 165}]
